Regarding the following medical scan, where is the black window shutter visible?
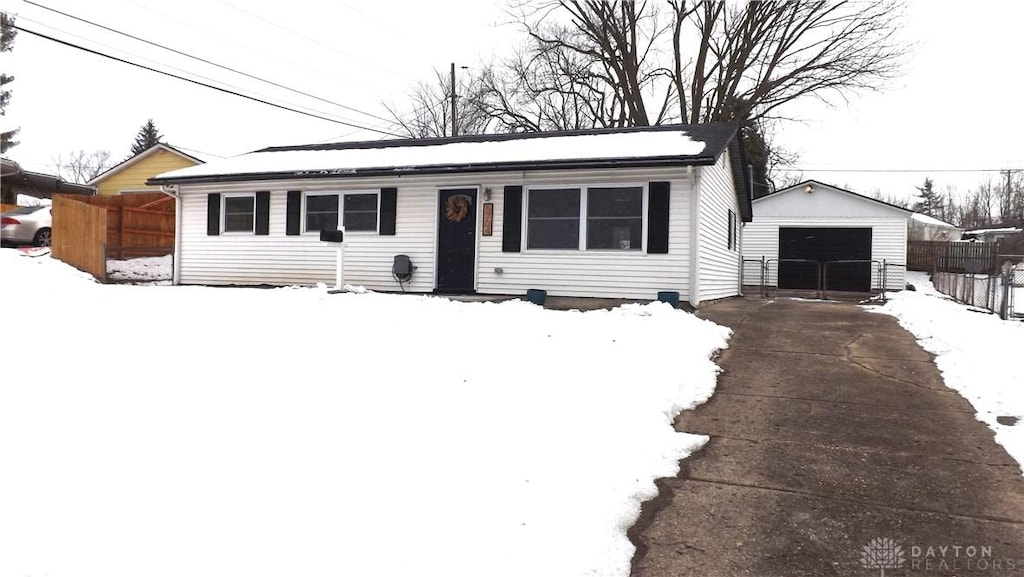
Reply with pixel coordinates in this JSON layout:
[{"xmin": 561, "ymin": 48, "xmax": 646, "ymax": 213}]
[
  {"xmin": 286, "ymin": 190, "xmax": 301, "ymax": 236},
  {"xmin": 255, "ymin": 191, "xmax": 271, "ymax": 235},
  {"xmin": 502, "ymin": 185, "xmax": 523, "ymax": 252},
  {"xmin": 207, "ymin": 193, "xmax": 220, "ymax": 236},
  {"xmin": 379, "ymin": 187, "xmax": 397, "ymax": 235},
  {"xmin": 647, "ymin": 181, "xmax": 670, "ymax": 254}
]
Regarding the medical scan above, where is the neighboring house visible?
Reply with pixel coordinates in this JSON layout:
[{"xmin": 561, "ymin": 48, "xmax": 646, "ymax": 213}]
[
  {"xmin": 89, "ymin": 143, "xmax": 202, "ymax": 196},
  {"xmin": 743, "ymin": 180, "xmax": 910, "ymax": 292},
  {"xmin": 909, "ymin": 212, "xmax": 963, "ymax": 241},
  {"xmin": 962, "ymin": 227, "xmax": 1022, "ymax": 243},
  {"xmin": 1, "ymin": 158, "xmax": 95, "ymax": 205},
  {"xmin": 148, "ymin": 123, "xmax": 753, "ymax": 305}
]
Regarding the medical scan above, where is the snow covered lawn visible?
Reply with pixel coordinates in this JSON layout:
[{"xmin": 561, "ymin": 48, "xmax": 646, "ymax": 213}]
[
  {"xmin": 872, "ymin": 272, "xmax": 1024, "ymax": 473},
  {"xmin": 0, "ymin": 250, "xmax": 730, "ymax": 577}
]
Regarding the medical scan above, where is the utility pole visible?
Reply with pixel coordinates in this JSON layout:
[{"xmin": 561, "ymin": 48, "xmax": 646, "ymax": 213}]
[{"xmin": 450, "ymin": 62, "xmax": 457, "ymax": 137}]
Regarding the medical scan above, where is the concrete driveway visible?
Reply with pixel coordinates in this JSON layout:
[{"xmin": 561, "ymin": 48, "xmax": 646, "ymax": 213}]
[{"xmin": 632, "ymin": 298, "xmax": 1024, "ymax": 577}]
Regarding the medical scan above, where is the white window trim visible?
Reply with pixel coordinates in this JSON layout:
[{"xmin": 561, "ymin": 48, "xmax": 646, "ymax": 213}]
[
  {"xmin": 302, "ymin": 190, "xmax": 380, "ymax": 235},
  {"xmin": 221, "ymin": 192, "xmax": 256, "ymax": 235},
  {"xmin": 523, "ymin": 183, "xmax": 648, "ymax": 253}
]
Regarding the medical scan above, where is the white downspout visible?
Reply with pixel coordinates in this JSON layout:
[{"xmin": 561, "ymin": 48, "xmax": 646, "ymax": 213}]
[
  {"xmin": 160, "ymin": 184, "xmax": 182, "ymax": 285},
  {"xmin": 688, "ymin": 166, "xmax": 701, "ymax": 308}
]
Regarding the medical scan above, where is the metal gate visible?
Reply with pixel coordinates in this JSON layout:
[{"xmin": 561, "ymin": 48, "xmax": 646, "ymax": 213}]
[{"xmin": 742, "ymin": 257, "xmax": 906, "ymax": 300}]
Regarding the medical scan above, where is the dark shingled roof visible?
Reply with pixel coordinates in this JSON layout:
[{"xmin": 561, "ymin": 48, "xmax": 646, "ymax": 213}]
[{"xmin": 149, "ymin": 123, "xmax": 752, "ymax": 218}]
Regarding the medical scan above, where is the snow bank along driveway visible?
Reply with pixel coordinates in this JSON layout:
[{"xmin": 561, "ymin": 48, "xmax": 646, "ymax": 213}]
[
  {"xmin": 0, "ymin": 250, "xmax": 730, "ymax": 577},
  {"xmin": 873, "ymin": 272, "xmax": 1024, "ymax": 473}
]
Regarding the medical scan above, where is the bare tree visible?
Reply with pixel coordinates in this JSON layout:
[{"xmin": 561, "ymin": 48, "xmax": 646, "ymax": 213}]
[
  {"xmin": 383, "ymin": 68, "xmax": 494, "ymax": 138},
  {"xmin": 51, "ymin": 150, "xmax": 112, "ymax": 184},
  {"xmin": 459, "ymin": 0, "xmax": 904, "ymax": 190},
  {"xmin": 870, "ymin": 190, "xmax": 910, "ymax": 209}
]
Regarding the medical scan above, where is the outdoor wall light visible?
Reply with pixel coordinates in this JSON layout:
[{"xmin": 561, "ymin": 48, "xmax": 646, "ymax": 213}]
[
  {"xmin": 484, "ymin": 187, "xmax": 492, "ymax": 201},
  {"xmin": 805, "ymin": 184, "xmax": 814, "ymax": 193}
]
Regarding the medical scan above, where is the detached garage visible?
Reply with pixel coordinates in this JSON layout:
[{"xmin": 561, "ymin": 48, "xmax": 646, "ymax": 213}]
[{"xmin": 743, "ymin": 180, "xmax": 910, "ymax": 293}]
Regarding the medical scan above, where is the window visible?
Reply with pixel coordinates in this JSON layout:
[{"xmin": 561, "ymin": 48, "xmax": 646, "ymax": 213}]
[
  {"xmin": 343, "ymin": 193, "xmax": 378, "ymax": 231},
  {"xmin": 306, "ymin": 194, "xmax": 339, "ymax": 232},
  {"xmin": 727, "ymin": 209, "xmax": 736, "ymax": 250},
  {"xmin": 223, "ymin": 195, "xmax": 255, "ymax": 233},
  {"xmin": 304, "ymin": 192, "xmax": 378, "ymax": 233},
  {"xmin": 527, "ymin": 188, "xmax": 580, "ymax": 249},
  {"xmin": 526, "ymin": 185, "xmax": 644, "ymax": 250},
  {"xmin": 587, "ymin": 186, "xmax": 642, "ymax": 250}
]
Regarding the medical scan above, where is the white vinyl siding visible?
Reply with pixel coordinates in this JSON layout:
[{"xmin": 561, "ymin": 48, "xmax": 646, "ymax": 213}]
[
  {"xmin": 478, "ymin": 167, "xmax": 692, "ymax": 299},
  {"xmin": 179, "ymin": 182, "xmax": 435, "ymax": 291},
  {"xmin": 177, "ymin": 166, "xmax": 696, "ymax": 300},
  {"xmin": 697, "ymin": 150, "xmax": 742, "ymax": 301},
  {"xmin": 743, "ymin": 217, "xmax": 907, "ymax": 289},
  {"xmin": 745, "ymin": 183, "xmax": 910, "ymax": 291}
]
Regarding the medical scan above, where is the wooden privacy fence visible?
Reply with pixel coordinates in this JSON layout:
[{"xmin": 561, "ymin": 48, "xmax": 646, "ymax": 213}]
[
  {"xmin": 907, "ymin": 240, "xmax": 1000, "ymax": 273},
  {"xmin": 52, "ymin": 192, "xmax": 175, "ymax": 280},
  {"xmin": 52, "ymin": 195, "xmax": 107, "ymax": 279},
  {"xmin": 0, "ymin": 203, "xmax": 18, "ymax": 213}
]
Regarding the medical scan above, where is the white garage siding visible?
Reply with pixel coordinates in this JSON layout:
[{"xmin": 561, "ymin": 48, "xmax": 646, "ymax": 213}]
[
  {"xmin": 743, "ymin": 182, "xmax": 911, "ymax": 292},
  {"xmin": 742, "ymin": 217, "xmax": 907, "ymax": 289},
  {"xmin": 696, "ymin": 150, "xmax": 742, "ymax": 301},
  {"xmin": 177, "ymin": 166, "xmax": 697, "ymax": 299}
]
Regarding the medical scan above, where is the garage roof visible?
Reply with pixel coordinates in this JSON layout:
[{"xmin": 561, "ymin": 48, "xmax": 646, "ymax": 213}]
[{"xmin": 755, "ymin": 180, "xmax": 912, "ymax": 215}]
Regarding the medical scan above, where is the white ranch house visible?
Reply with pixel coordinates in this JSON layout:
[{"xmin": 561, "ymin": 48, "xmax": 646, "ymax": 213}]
[{"xmin": 149, "ymin": 124, "xmax": 753, "ymax": 306}]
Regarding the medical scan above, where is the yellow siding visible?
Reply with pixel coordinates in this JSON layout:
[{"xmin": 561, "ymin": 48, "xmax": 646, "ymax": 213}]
[{"xmin": 97, "ymin": 150, "xmax": 200, "ymax": 196}]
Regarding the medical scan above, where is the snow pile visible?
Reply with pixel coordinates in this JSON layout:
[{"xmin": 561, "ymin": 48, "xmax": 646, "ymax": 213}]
[
  {"xmin": 106, "ymin": 254, "xmax": 172, "ymax": 282},
  {"xmin": 0, "ymin": 251, "xmax": 730, "ymax": 577},
  {"xmin": 873, "ymin": 271, "xmax": 1024, "ymax": 473},
  {"xmin": 16, "ymin": 194, "xmax": 52, "ymax": 207}
]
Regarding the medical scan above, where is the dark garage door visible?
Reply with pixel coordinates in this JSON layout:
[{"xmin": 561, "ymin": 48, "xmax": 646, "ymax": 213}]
[{"xmin": 778, "ymin": 227, "xmax": 872, "ymax": 292}]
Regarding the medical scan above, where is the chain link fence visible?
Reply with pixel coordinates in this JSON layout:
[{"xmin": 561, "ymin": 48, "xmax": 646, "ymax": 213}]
[
  {"xmin": 741, "ymin": 257, "xmax": 907, "ymax": 300},
  {"xmin": 931, "ymin": 257, "xmax": 1023, "ymax": 319}
]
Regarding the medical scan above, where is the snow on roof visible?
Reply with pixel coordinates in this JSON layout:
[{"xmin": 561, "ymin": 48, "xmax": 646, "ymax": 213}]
[
  {"xmin": 151, "ymin": 125, "xmax": 723, "ymax": 184},
  {"xmin": 16, "ymin": 194, "xmax": 52, "ymax": 206},
  {"xmin": 964, "ymin": 227, "xmax": 1023, "ymax": 235},
  {"xmin": 911, "ymin": 212, "xmax": 959, "ymax": 228}
]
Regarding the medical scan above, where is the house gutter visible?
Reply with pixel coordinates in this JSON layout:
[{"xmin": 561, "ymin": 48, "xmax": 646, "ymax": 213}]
[
  {"xmin": 160, "ymin": 184, "xmax": 183, "ymax": 285},
  {"xmin": 146, "ymin": 156, "xmax": 720, "ymax": 186}
]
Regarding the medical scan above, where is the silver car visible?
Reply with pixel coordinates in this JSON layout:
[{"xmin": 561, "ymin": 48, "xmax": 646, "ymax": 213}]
[{"xmin": 1, "ymin": 205, "xmax": 52, "ymax": 247}]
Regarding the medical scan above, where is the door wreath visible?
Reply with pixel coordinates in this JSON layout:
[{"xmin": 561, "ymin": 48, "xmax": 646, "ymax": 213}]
[{"xmin": 445, "ymin": 195, "xmax": 471, "ymax": 222}]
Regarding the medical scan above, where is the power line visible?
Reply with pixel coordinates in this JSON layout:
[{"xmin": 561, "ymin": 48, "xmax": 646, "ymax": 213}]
[
  {"xmin": 779, "ymin": 167, "xmax": 1023, "ymax": 173},
  {"xmin": 13, "ymin": 24, "xmax": 405, "ymax": 138},
  {"xmin": 215, "ymin": 0, "xmax": 412, "ymax": 82},
  {"xmin": 120, "ymin": 0, "xmax": 377, "ymax": 92},
  {"xmin": 15, "ymin": 15, "xmax": 380, "ymax": 129},
  {"xmin": 23, "ymin": 0, "xmax": 395, "ymax": 126},
  {"xmin": 166, "ymin": 143, "xmax": 228, "ymax": 159},
  {"xmin": 15, "ymin": 14, "xmax": 262, "ymax": 99}
]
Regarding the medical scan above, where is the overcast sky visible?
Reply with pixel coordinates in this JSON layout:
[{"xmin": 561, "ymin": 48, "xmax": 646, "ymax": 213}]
[{"xmin": 1, "ymin": 0, "xmax": 1022, "ymax": 203}]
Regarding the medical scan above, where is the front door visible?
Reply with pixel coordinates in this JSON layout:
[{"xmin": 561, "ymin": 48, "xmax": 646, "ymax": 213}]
[{"xmin": 436, "ymin": 188, "xmax": 478, "ymax": 293}]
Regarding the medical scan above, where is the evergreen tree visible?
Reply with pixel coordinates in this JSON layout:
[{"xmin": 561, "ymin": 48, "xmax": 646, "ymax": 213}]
[
  {"xmin": 913, "ymin": 177, "xmax": 944, "ymax": 218},
  {"xmin": 1, "ymin": 12, "xmax": 19, "ymax": 154},
  {"xmin": 131, "ymin": 119, "xmax": 163, "ymax": 155}
]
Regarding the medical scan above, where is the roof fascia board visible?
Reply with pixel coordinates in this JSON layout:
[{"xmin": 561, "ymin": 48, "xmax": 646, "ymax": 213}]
[
  {"xmin": 754, "ymin": 179, "xmax": 913, "ymax": 215},
  {"xmin": 148, "ymin": 155, "xmax": 718, "ymax": 186}
]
